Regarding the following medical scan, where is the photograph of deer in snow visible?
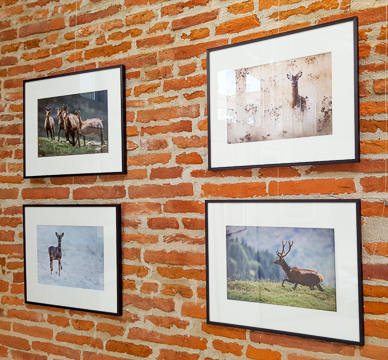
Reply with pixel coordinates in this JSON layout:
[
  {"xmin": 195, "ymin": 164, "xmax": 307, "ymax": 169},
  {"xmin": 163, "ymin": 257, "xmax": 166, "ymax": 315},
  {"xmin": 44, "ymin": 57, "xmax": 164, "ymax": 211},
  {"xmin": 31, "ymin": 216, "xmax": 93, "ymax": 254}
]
[
  {"xmin": 37, "ymin": 225, "xmax": 104, "ymax": 290},
  {"xmin": 222, "ymin": 52, "xmax": 332, "ymax": 144},
  {"xmin": 226, "ymin": 225, "xmax": 336, "ymax": 312},
  {"xmin": 37, "ymin": 90, "xmax": 108, "ymax": 157}
]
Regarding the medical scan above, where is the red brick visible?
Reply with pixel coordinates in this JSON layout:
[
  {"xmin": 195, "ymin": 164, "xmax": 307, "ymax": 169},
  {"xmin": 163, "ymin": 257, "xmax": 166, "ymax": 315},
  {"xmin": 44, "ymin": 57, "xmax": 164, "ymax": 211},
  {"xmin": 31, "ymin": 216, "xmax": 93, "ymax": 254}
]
[
  {"xmin": 128, "ymin": 183, "xmax": 193, "ymax": 199},
  {"xmin": 173, "ymin": 135, "xmax": 207, "ymax": 148},
  {"xmin": 176, "ymin": 152, "xmax": 203, "ymax": 164},
  {"xmin": 228, "ymin": 0, "xmax": 254, "ymax": 14},
  {"xmin": 374, "ymin": 78, "xmax": 388, "ymax": 94},
  {"xmin": 202, "ymin": 182, "xmax": 267, "ymax": 198},
  {"xmin": 105, "ymin": 340, "xmax": 153, "ymax": 358},
  {"xmin": 164, "ymin": 74, "xmax": 207, "ymax": 92},
  {"xmin": 122, "ymin": 264, "xmax": 149, "ymax": 277},
  {"xmin": 71, "ymin": 319, "xmax": 94, "ymax": 331},
  {"xmin": 191, "ymin": 169, "xmax": 252, "ymax": 178},
  {"xmin": 69, "ymin": 5, "xmax": 121, "ymax": 26},
  {"xmin": 122, "ymin": 202, "xmax": 162, "ymax": 215},
  {"xmin": 360, "ymin": 119, "xmax": 387, "ymax": 133},
  {"xmin": 127, "ymin": 153, "xmax": 172, "ymax": 166},
  {"xmin": 162, "ymin": 284, "xmax": 193, "ymax": 298},
  {"xmin": 159, "ymin": 39, "xmax": 228, "ymax": 61},
  {"xmin": 364, "ymin": 285, "xmax": 388, "ymax": 298},
  {"xmin": 0, "ymin": 335, "xmax": 30, "ymax": 351},
  {"xmin": 122, "ymin": 234, "xmax": 159, "ymax": 244},
  {"xmin": 250, "ymin": 331, "xmax": 355, "ymax": 355},
  {"xmin": 134, "ymin": 82, "xmax": 161, "ymax": 96},
  {"xmin": 0, "ymin": 5, "xmax": 23, "ymax": 18},
  {"xmin": 172, "ymin": 10, "xmax": 219, "ymax": 30},
  {"xmin": 122, "ymin": 248, "xmax": 141, "ymax": 261},
  {"xmin": 21, "ymin": 188, "xmax": 69, "ymax": 199},
  {"xmin": 126, "ymin": 10, "xmax": 154, "ymax": 25},
  {"xmin": 268, "ymin": 179, "xmax": 355, "ymax": 195},
  {"xmin": 19, "ymin": 18, "xmax": 65, "ymax": 37},
  {"xmin": 10, "ymin": 350, "xmax": 47, "ymax": 360},
  {"xmin": 147, "ymin": 217, "xmax": 179, "ymax": 229},
  {"xmin": 0, "ymin": 188, "xmax": 18, "ymax": 199},
  {"xmin": 361, "ymin": 140, "xmax": 388, "ymax": 154},
  {"xmin": 35, "ymin": 58, "xmax": 62, "ymax": 72},
  {"xmin": 216, "ymin": 15, "xmax": 260, "ymax": 35},
  {"xmin": 247, "ymin": 345, "xmax": 281, "ymax": 360},
  {"xmin": 182, "ymin": 218, "xmax": 204, "ymax": 230},
  {"xmin": 360, "ymin": 344, "xmax": 388, "ymax": 360},
  {"xmin": 365, "ymin": 319, "xmax": 388, "ymax": 339},
  {"xmin": 7, "ymin": 309, "xmax": 44, "ymax": 322},
  {"xmin": 127, "ymin": 328, "xmax": 207, "ymax": 350},
  {"xmin": 13, "ymin": 323, "xmax": 53, "ymax": 340},
  {"xmin": 140, "ymin": 282, "xmax": 159, "ymax": 294},
  {"xmin": 158, "ymin": 349, "xmax": 199, "ymax": 360},
  {"xmin": 150, "ymin": 166, "xmax": 183, "ymax": 180},
  {"xmin": 272, "ymin": 0, "xmax": 339, "ymax": 21},
  {"xmin": 84, "ymin": 41, "xmax": 132, "ymax": 60},
  {"xmin": 360, "ymin": 101, "xmax": 387, "ymax": 116},
  {"xmin": 164, "ymin": 200, "xmax": 204, "ymax": 214},
  {"xmin": 146, "ymin": 65, "xmax": 173, "ymax": 80},
  {"xmin": 182, "ymin": 302, "xmax": 206, "ymax": 319},
  {"xmin": 363, "ymin": 264, "xmax": 388, "ymax": 281},
  {"xmin": 0, "ymin": 29, "xmax": 17, "ymax": 41},
  {"xmin": 96, "ymin": 323, "xmax": 124, "ymax": 337},
  {"xmin": 157, "ymin": 266, "xmax": 205, "ymax": 280},
  {"xmin": 179, "ymin": 63, "xmax": 196, "ymax": 76},
  {"xmin": 184, "ymin": 91, "xmax": 206, "ymax": 100},
  {"xmin": 141, "ymin": 120, "xmax": 192, "ymax": 136},
  {"xmin": 164, "ymin": 234, "xmax": 205, "ymax": 245},
  {"xmin": 360, "ymin": 176, "xmax": 387, "ymax": 192},
  {"xmin": 123, "ymin": 294, "xmax": 174, "ymax": 312},
  {"xmin": 0, "ymin": 244, "xmax": 23, "ymax": 257},
  {"xmin": 137, "ymin": 34, "xmax": 173, "ymax": 48},
  {"xmin": 137, "ymin": 105, "xmax": 200, "ymax": 122},
  {"xmin": 145, "ymin": 250, "xmax": 205, "ymax": 266},
  {"xmin": 73, "ymin": 186, "xmax": 126, "ymax": 199},
  {"xmin": 145, "ymin": 315, "xmax": 190, "ymax": 329},
  {"xmin": 47, "ymin": 314, "xmax": 70, "ymax": 328},
  {"xmin": 56, "ymin": 332, "xmax": 103, "ymax": 349},
  {"xmin": 364, "ymin": 301, "xmax": 388, "ymax": 315},
  {"xmin": 202, "ymin": 323, "xmax": 246, "ymax": 339}
]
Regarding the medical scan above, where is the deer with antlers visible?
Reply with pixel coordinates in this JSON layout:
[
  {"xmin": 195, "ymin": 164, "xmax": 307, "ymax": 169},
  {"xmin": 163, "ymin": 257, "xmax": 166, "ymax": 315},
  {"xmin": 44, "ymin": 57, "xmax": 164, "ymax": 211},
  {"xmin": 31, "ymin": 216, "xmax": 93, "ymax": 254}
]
[
  {"xmin": 48, "ymin": 232, "xmax": 64, "ymax": 276},
  {"xmin": 273, "ymin": 240, "xmax": 324, "ymax": 291}
]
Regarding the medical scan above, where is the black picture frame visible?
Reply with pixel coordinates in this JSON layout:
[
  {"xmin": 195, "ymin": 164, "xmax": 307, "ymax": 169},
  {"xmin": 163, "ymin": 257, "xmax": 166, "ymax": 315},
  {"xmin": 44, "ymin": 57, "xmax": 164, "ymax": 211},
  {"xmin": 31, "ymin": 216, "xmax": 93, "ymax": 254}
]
[
  {"xmin": 23, "ymin": 65, "xmax": 126, "ymax": 178},
  {"xmin": 23, "ymin": 204, "xmax": 122, "ymax": 316},
  {"xmin": 207, "ymin": 17, "xmax": 359, "ymax": 170},
  {"xmin": 206, "ymin": 199, "xmax": 363, "ymax": 345}
]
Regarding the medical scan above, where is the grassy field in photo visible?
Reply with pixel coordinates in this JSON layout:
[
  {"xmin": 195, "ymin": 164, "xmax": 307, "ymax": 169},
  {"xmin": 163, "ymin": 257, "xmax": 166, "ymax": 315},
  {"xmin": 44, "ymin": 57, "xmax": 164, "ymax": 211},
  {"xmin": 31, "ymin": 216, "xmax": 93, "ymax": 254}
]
[
  {"xmin": 227, "ymin": 280, "xmax": 336, "ymax": 311},
  {"xmin": 38, "ymin": 137, "xmax": 108, "ymax": 157}
]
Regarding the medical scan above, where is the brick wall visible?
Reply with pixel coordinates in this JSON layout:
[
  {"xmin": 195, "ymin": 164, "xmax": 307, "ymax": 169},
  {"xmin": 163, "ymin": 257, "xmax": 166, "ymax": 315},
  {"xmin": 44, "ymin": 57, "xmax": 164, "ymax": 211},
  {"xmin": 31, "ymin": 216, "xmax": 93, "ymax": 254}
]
[{"xmin": 0, "ymin": 0, "xmax": 387, "ymax": 359}]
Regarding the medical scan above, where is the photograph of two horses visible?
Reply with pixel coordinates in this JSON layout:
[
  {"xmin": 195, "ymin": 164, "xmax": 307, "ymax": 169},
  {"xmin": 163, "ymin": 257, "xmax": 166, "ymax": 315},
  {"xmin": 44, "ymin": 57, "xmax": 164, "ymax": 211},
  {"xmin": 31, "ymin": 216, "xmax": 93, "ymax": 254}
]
[
  {"xmin": 37, "ymin": 90, "xmax": 108, "ymax": 157},
  {"xmin": 226, "ymin": 225, "xmax": 337, "ymax": 312}
]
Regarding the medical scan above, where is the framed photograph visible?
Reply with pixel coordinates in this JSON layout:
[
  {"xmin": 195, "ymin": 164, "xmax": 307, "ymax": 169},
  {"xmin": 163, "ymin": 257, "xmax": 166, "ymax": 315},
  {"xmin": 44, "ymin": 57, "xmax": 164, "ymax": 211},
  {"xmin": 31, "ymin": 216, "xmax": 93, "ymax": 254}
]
[
  {"xmin": 23, "ymin": 204, "xmax": 122, "ymax": 315},
  {"xmin": 207, "ymin": 17, "xmax": 359, "ymax": 169},
  {"xmin": 23, "ymin": 65, "xmax": 126, "ymax": 178},
  {"xmin": 206, "ymin": 199, "xmax": 363, "ymax": 345}
]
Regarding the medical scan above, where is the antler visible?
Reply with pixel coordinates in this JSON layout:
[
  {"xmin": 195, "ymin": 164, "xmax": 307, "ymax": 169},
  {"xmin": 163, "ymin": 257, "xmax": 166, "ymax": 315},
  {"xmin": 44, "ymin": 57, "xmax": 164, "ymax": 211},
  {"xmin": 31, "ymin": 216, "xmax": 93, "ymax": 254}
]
[{"xmin": 276, "ymin": 240, "xmax": 293, "ymax": 259}]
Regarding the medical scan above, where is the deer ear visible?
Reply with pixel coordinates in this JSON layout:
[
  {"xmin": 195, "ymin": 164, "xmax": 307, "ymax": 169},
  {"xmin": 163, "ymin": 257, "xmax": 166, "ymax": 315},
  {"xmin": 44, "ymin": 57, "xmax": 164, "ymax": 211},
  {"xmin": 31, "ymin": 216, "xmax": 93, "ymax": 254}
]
[
  {"xmin": 296, "ymin": 71, "xmax": 302, "ymax": 79},
  {"xmin": 287, "ymin": 74, "xmax": 292, "ymax": 80},
  {"xmin": 61, "ymin": 233, "xmax": 64, "ymax": 237},
  {"xmin": 55, "ymin": 232, "xmax": 58, "ymax": 236}
]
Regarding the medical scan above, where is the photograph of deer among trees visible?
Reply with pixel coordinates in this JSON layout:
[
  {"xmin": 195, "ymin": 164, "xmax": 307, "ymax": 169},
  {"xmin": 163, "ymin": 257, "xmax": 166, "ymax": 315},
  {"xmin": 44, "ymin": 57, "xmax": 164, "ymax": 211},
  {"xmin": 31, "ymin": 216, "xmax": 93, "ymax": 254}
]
[
  {"xmin": 226, "ymin": 225, "xmax": 337, "ymax": 312},
  {"xmin": 37, "ymin": 90, "xmax": 108, "ymax": 157},
  {"xmin": 218, "ymin": 52, "xmax": 332, "ymax": 144},
  {"xmin": 36, "ymin": 225, "xmax": 104, "ymax": 291}
]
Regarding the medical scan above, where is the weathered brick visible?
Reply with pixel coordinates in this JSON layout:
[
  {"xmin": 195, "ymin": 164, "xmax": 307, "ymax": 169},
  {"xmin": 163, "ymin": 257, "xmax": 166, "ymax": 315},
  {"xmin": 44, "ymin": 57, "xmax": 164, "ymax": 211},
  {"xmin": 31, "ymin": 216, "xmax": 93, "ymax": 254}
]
[
  {"xmin": 19, "ymin": 18, "xmax": 66, "ymax": 37},
  {"xmin": 126, "ymin": 10, "xmax": 154, "ymax": 26},
  {"xmin": 129, "ymin": 183, "xmax": 193, "ymax": 199},
  {"xmin": 157, "ymin": 266, "xmax": 205, "ymax": 280},
  {"xmin": 172, "ymin": 10, "xmax": 219, "ymax": 30},
  {"xmin": 162, "ymin": 284, "xmax": 193, "ymax": 298},
  {"xmin": 145, "ymin": 315, "xmax": 190, "ymax": 329},
  {"xmin": 247, "ymin": 345, "xmax": 281, "ymax": 360},
  {"xmin": 202, "ymin": 182, "xmax": 266, "ymax": 198},
  {"xmin": 216, "ymin": 15, "xmax": 260, "ymax": 35},
  {"xmin": 105, "ymin": 340, "xmax": 152, "ymax": 358},
  {"xmin": 123, "ymin": 294, "xmax": 174, "ymax": 312},
  {"xmin": 147, "ymin": 217, "xmax": 179, "ymax": 229},
  {"xmin": 141, "ymin": 120, "xmax": 192, "ymax": 136},
  {"xmin": 158, "ymin": 349, "xmax": 199, "ymax": 360},
  {"xmin": 127, "ymin": 328, "xmax": 207, "ymax": 350}
]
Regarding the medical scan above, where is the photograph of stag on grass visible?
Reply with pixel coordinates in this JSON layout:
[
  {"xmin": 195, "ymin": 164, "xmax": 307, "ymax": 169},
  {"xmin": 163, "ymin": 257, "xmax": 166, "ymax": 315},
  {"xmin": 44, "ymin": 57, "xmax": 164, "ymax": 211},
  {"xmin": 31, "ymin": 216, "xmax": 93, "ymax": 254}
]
[
  {"xmin": 226, "ymin": 225, "xmax": 337, "ymax": 312},
  {"xmin": 218, "ymin": 52, "xmax": 332, "ymax": 144},
  {"xmin": 36, "ymin": 225, "xmax": 104, "ymax": 291},
  {"xmin": 37, "ymin": 90, "xmax": 108, "ymax": 157}
]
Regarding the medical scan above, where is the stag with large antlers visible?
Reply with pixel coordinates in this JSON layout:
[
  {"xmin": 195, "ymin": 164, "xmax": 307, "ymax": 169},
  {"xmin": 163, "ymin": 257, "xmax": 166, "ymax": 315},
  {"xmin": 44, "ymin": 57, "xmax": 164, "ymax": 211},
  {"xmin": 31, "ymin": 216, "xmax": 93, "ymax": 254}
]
[{"xmin": 273, "ymin": 240, "xmax": 324, "ymax": 291}]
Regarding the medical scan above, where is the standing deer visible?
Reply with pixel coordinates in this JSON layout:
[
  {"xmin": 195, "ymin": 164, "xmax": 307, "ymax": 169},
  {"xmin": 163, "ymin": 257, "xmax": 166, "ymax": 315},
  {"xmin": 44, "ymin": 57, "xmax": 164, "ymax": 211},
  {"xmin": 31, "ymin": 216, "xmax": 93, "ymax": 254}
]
[
  {"xmin": 287, "ymin": 70, "xmax": 306, "ymax": 111},
  {"xmin": 273, "ymin": 240, "xmax": 324, "ymax": 291},
  {"xmin": 48, "ymin": 232, "xmax": 64, "ymax": 276},
  {"xmin": 62, "ymin": 105, "xmax": 81, "ymax": 146},
  {"xmin": 44, "ymin": 106, "xmax": 55, "ymax": 140},
  {"xmin": 74, "ymin": 110, "xmax": 105, "ymax": 147},
  {"xmin": 56, "ymin": 107, "xmax": 69, "ymax": 143}
]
